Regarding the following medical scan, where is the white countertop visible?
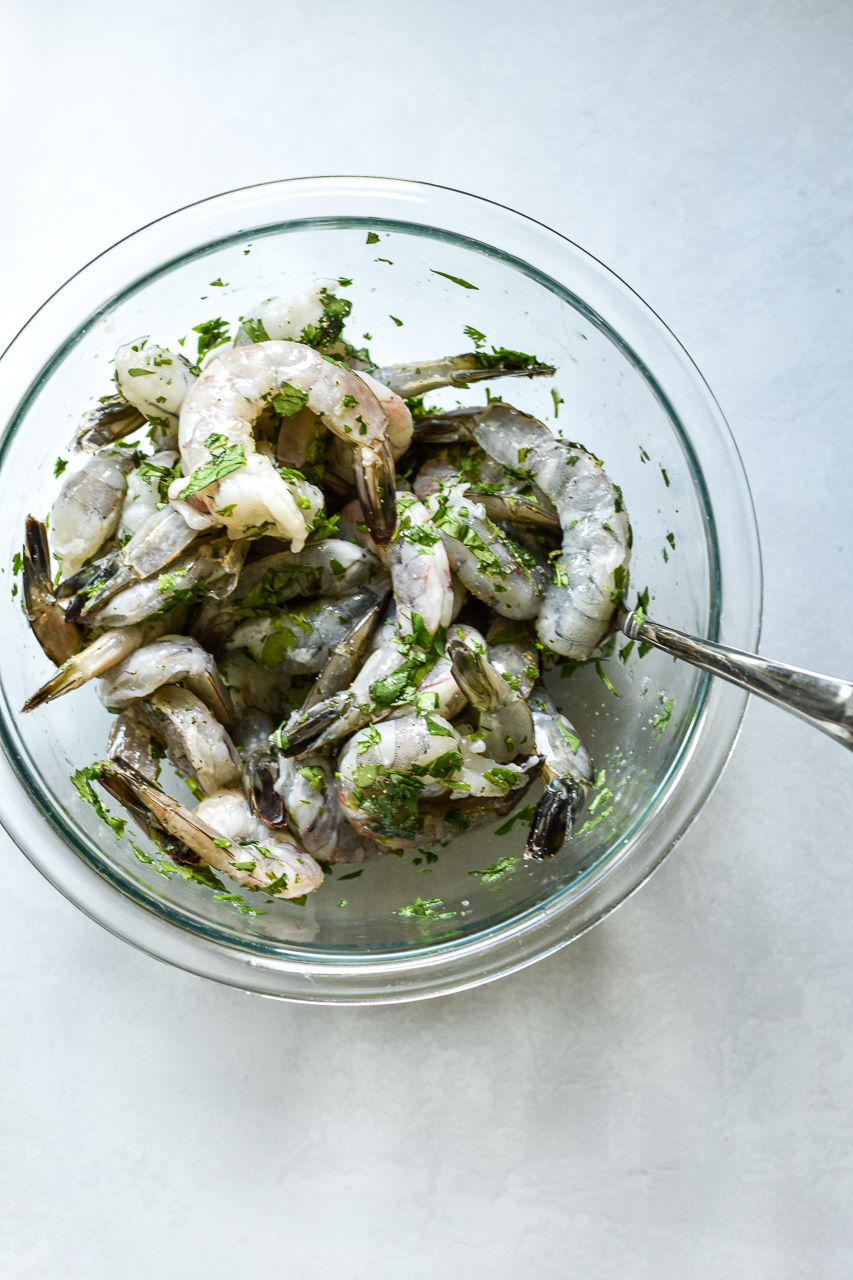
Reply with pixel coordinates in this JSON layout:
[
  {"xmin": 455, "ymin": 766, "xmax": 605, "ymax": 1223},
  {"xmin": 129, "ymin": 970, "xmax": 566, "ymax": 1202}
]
[{"xmin": 1, "ymin": 2, "xmax": 852, "ymax": 1275}]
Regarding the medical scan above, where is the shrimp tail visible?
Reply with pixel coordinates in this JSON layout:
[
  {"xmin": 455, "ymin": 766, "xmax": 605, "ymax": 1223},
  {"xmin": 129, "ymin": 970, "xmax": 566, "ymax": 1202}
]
[
  {"xmin": 525, "ymin": 777, "xmax": 585, "ymax": 859},
  {"xmin": 278, "ymin": 691, "xmax": 353, "ymax": 758},
  {"xmin": 22, "ymin": 516, "xmax": 84, "ymax": 666},
  {"xmin": 244, "ymin": 749, "xmax": 288, "ymax": 828},
  {"xmin": 302, "ymin": 596, "xmax": 388, "ymax": 712},
  {"xmin": 355, "ymin": 439, "xmax": 397, "ymax": 545},
  {"xmin": 22, "ymin": 626, "xmax": 142, "ymax": 712},
  {"xmin": 72, "ymin": 395, "xmax": 146, "ymax": 453},
  {"xmin": 95, "ymin": 759, "xmax": 226, "ymax": 864}
]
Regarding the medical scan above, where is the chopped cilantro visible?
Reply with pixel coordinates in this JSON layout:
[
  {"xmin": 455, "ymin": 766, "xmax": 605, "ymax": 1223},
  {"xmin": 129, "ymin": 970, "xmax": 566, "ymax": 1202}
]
[
  {"xmin": 551, "ymin": 388, "xmax": 564, "ymax": 417},
  {"xmin": 595, "ymin": 661, "xmax": 619, "ymax": 697},
  {"xmin": 54, "ymin": 457, "xmax": 68, "ymax": 477},
  {"xmin": 431, "ymin": 269, "xmax": 478, "ymax": 290},
  {"xmin": 209, "ymin": 278, "xmax": 226, "ymax": 287},
  {"xmin": 469, "ymin": 856, "xmax": 519, "ymax": 883},
  {"xmin": 193, "ymin": 317, "xmax": 230, "ymax": 361},
  {"xmin": 398, "ymin": 896, "xmax": 454, "ymax": 919},
  {"xmin": 242, "ymin": 316, "xmax": 270, "ymax": 344},
  {"xmin": 337, "ymin": 869, "xmax": 363, "ymax": 880},
  {"xmin": 70, "ymin": 764, "xmax": 126, "ymax": 839},
  {"xmin": 366, "ymin": 232, "xmax": 380, "ymax": 244},
  {"xmin": 389, "ymin": 315, "xmax": 403, "ymax": 326},
  {"xmin": 181, "ymin": 441, "xmax": 246, "ymax": 497},
  {"xmin": 463, "ymin": 325, "xmax": 486, "ymax": 349}
]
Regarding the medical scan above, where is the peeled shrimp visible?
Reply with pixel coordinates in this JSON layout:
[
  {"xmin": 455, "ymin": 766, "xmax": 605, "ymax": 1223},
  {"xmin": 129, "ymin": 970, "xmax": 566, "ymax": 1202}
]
[
  {"xmin": 87, "ymin": 538, "xmax": 247, "ymax": 628},
  {"xmin": 97, "ymin": 761, "xmax": 323, "ymax": 899},
  {"xmin": 51, "ymin": 449, "xmax": 134, "ymax": 577},
  {"xmin": 525, "ymin": 684, "xmax": 594, "ymax": 859},
  {"xmin": 22, "ymin": 611, "xmax": 187, "ymax": 712},
  {"xmin": 97, "ymin": 634, "xmax": 234, "ymax": 724},
  {"xmin": 416, "ymin": 403, "xmax": 631, "ymax": 659},
  {"xmin": 115, "ymin": 338, "xmax": 198, "ymax": 447},
  {"xmin": 173, "ymin": 341, "xmax": 399, "ymax": 548},
  {"xmin": 225, "ymin": 585, "xmax": 386, "ymax": 676},
  {"xmin": 133, "ymin": 687, "xmax": 242, "ymax": 796},
  {"xmin": 447, "ymin": 637, "xmax": 534, "ymax": 764}
]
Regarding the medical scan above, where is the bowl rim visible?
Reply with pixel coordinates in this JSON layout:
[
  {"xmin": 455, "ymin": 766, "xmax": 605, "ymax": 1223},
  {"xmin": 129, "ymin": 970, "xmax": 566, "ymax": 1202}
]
[{"xmin": 0, "ymin": 175, "xmax": 762, "ymax": 1002}]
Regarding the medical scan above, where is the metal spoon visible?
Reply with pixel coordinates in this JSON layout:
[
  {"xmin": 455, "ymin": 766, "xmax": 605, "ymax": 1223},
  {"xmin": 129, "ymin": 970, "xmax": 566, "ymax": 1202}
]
[{"xmin": 618, "ymin": 606, "xmax": 853, "ymax": 751}]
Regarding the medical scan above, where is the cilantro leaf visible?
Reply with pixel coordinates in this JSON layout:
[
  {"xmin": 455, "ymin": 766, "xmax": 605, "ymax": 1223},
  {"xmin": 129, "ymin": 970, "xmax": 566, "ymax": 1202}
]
[{"xmin": 431, "ymin": 269, "xmax": 478, "ymax": 290}]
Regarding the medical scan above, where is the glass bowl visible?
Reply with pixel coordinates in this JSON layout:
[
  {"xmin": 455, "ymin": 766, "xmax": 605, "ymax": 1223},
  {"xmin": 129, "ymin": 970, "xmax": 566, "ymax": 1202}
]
[{"xmin": 0, "ymin": 177, "xmax": 761, "ymax": 1003}]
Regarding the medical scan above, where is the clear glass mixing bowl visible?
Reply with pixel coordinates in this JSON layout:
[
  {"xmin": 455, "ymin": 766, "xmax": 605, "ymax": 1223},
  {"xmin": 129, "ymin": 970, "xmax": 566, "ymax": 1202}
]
[{"xmin": 0, "ymin": 177, "xmax": 761, "ymax": 1002}]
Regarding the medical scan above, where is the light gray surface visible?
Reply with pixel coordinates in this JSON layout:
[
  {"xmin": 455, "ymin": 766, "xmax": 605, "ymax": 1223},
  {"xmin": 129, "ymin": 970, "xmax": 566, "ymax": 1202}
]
[{"xmin": 1, "ymin": 1, "xmax": 852, "ymax": 1275}]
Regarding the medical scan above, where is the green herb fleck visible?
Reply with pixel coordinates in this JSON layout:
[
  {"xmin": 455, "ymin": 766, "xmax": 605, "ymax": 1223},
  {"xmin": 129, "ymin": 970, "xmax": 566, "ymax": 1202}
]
[{"xmin": 431, "ymin": 269, "xmax": 478, "ymax": 290}]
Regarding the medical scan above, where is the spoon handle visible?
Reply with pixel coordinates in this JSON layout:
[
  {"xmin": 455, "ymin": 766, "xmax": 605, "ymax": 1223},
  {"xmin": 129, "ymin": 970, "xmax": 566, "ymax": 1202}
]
[{"xmin": 620, "ymin": 609, "xmax": 853, "ymax": 751}]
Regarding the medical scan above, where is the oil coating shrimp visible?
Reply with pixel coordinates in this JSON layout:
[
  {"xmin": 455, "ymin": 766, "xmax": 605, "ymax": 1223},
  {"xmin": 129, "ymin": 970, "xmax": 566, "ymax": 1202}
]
[
  {"xmin": 87, "ymin": 538, "xmax": 247, "ymax": 628},
  {"xmin": 173, "ymin": 340, "xmax": 400, "ymax": 549},
  {"xmin": 97, "ymin": 634, "xmax": 234, "ymax": 724},
  {"xmin": 97, "ymin": 761, "xmax": 323, "ymax": 899},
  {"xmin": 115, "ymin": 338, "xmax": 198, "ymax": 448},
  {"xmin": 21, "ymin": 517, "xmax": 82, "ymax": 665},
  {"xmin": 416, "ymin": 403, "xmax": 631, "ymax": 659},
  {"xmin": 22, "ymin": 611, "xmax": 187, "ymax": 712},
  {"xmin": 525, "ymin": 685, "xmax": 594, "ymax": 859},
  {"xmin": 72, "ymin": 395, "xmax": 146, "ymax": 453},
  {"xmin": 131, "ymin": 687, "xmax": 242, "ymax": 796},
  {"xmin": 51, "ymin": 449, "xmax": 135, "ymax": 577},
  {"xmin": 372, "ymin": 350, "xmax": 556, "ymax": 399},
  {"xmin": 225, "ymin": 585, "xmax": 386, "ymax": 677},
  {"xmin": 447, "ymin": 637, "xmax": 535, "ymax": 764}
]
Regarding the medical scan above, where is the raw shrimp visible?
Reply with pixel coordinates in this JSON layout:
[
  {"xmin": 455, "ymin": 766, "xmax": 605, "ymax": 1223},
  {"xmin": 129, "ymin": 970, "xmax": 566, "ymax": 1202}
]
[
  {"xmin": 235, "ymin": 283, "xmax": 346, "ymax": 348},
  {"xmin": 173, "ymin": 341, "xmax": 398, "ymax": 548},
  {"xmin": 72, "ymin": 395, "xmax": 146, "ymax": 453},
  {"xmin": 87, "ymin": 538, "xmax": 247, "ymax": 628},
  {"xmin": 337, "ymin": 712, "xmax": 464, "ymax": 847},
  {"xmin": 302, "ymin": 596, "xmax": 387, "ymax": 711},
  {"xmin": 107, "ymin": 707, "xmax": 161, "ymax": 781},
  {"xmin": 416, "ymin": 403, "xmax": 631, "ymax": 659},
  {"xmin": 338, "ymin": 712, "xmax": 528, "ymax": 848},
  {"xmin": 97, "ymin": 761, "xmax": 323, "ymax": 899},
  {"xmin": 65, "ymin": 504, "xmax": 206, "ymax": 621},
  {"xmin": 417, "ymin": 479, "xmax": 548, "ymax": 620},
  {"xmin": 224, "ymin": 585, "xmax": 386, "ymax": 676},
  {"xmin": 218, "ymin": 652, "xmax": 292, "ymax": 719},
  {"xmin": 282, "ymin": 623, "xmax": 484, "ymax": 758},
  {"xmin": 232, "ymin": 709, "xmax": 286, "ymax": 826},
  {"xmin": 21, "ymin": 517, "xmax": 82, "ymax": 665},
  {"xmin": 22, "ymin": 611, "xmax": 187, "ymax": 712},
  {"xmin": 118, "ymin": 451, "xmax": 180, "ymax": 541},
  {"xmin": 485, "ymin": 616, "xmax": 540, "ymax": 700},
  {"xmin": 51, "ymin": 449, "xmax": 134, "ymax": 577},
  {"xmin": 275, "ymin": 754, "xmax": 338, "ymax": 859},
  {"xmin": 525, "ymin": 685, "xmax": 594, "ymax": 859},
  {"xmin": 97, "ymin": 634, "xmax": 234, "ymax": 724},
  {"xmin": 447, "ymin": 636, "xmax": 534, "ymax": 764},
  {"xmin": 372, "ymin": 350, "xmax": 555, "ymax": 399},
  {"xmin": 133, "ymin": 687, "xmax": 242, "ymax": 796},
  {"xmin": 115, "ymin": 338, "xmax": 198, "ymax": 447}
]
